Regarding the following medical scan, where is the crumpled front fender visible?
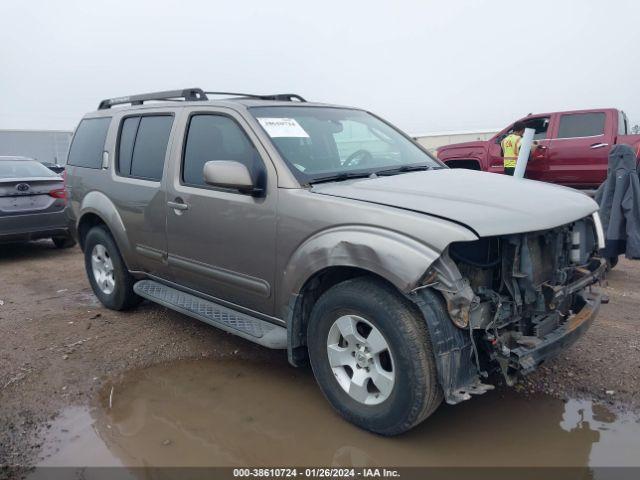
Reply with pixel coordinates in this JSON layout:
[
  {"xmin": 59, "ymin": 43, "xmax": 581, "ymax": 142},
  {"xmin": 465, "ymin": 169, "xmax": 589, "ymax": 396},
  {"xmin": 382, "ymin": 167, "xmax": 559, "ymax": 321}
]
[{"xmin": 281, "ymin": 226, "xmax": 441, "ymax": 304}]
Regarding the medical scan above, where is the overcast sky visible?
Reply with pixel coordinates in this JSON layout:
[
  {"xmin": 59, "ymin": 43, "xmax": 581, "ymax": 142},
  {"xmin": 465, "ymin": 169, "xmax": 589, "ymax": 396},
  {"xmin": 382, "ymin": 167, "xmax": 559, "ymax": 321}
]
[{"xmin": 1, "ymin": 0, "xmax": 638, "ymax": 134}]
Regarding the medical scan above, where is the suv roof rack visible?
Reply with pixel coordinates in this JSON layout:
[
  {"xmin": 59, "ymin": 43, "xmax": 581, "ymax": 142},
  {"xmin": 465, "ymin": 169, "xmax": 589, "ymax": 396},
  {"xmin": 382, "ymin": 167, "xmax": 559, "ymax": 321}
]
[
  {"xmin": 98, "ymin": 88, "xmax": 207, "ymax": 110},
  {"xmin": 98, "ymin": 88, "xmax": 306, "ymax": 110},
  {"xmin": 204, "ymin": 92, "xmax": 306, "ymax": 102}
]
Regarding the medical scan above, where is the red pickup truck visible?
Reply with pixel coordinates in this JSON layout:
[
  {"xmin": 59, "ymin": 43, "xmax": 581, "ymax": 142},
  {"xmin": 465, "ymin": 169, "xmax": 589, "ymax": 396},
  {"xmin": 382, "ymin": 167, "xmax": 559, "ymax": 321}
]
[{"xmin": 437, "ymin": 108, "xmax": 640, "ymax": 188}]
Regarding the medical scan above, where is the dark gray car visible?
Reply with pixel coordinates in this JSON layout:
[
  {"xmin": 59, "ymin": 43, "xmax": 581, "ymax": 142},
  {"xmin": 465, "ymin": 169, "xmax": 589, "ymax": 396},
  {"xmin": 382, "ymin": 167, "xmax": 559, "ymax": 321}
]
[
  {"xmin": 66, "ymin": 89, "xmax": 606, "ymax": 435},
  {"xmin": 0, "ymin": 156, "xmax": 75, "ymax": 247}
]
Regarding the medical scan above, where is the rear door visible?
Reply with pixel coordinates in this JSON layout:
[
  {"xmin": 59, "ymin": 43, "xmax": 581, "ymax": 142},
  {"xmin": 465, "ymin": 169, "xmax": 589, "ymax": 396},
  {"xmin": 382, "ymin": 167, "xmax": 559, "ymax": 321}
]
[
  {"xmin": 109, "ymin": 112, "xmax": 176, "ymax": 277},
  {"xmin": 546, "ymin": 111, "xmax": 611, "ymax": 187}
]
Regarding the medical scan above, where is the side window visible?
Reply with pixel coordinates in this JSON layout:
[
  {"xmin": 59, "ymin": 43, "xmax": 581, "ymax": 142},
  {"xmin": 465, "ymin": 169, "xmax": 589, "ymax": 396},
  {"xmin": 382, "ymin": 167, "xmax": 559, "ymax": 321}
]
[
  {"xmin": 67, "ymin": 118, "xmax": 111, "ymax": 168},
  {"xmin": 524, "ymin": 117, "xmax": 550, "ymax": 140},
  {"xmin": 618, "ymin": 111, "xmax": 628, "ymax": 135},
  {"xmin": 117, "ymin": 117, "xmax": 140, "ymax": 176},
  {"xmin": 557, "ymin": 113, "xmax": 605, "ymax": 139},
  {"xmin": 500, "ymin": 117, "xmax": 550, "ymax": 142},
  {"xmin": 182, "ymin": 114, "xmax": 261, "ymax": 188},
  {"xmin": 117, "ymin": 115, "xmax": 173, "ymax": 181}
]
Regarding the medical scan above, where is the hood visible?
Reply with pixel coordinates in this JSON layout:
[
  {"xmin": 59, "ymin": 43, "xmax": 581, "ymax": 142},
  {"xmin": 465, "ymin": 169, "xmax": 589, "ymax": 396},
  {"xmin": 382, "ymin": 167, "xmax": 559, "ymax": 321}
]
[
  {"xmin": 311, "ymin": 169, "xmax": 598, "ymax": 237},
  {"xmin": 438, "ymin": 140, "xmax": 487, "ymax": 150},
  {"xmin": 437, "ymin": 140, "xmax": 487, "ymax": 155}
]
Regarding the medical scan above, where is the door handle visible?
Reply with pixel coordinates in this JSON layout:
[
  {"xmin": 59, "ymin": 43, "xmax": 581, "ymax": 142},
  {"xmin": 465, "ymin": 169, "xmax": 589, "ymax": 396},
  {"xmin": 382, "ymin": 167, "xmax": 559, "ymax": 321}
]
[
  {"xmin": 590, "ymin": 143, "xmax": 609, "ymax": 149},
  {"xmin": 167, "ymin": 200, "xmax": 189, "ymax": 211}
]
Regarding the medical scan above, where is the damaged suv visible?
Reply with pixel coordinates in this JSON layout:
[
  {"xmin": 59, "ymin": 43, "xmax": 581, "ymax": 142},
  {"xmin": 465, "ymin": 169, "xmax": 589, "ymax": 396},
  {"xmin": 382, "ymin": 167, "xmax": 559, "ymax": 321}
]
[{"xmin": 66, "ymin": 89, "xmax": 606, "ymax": 435}]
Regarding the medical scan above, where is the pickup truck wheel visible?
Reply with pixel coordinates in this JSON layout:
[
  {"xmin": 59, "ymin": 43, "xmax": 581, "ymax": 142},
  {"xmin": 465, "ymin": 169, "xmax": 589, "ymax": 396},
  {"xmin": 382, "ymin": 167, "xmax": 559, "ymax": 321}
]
[
  {"xmin": 84, "ymin": 226, "xmax": 141, "ymax": 311},
  {"xmin": 307, "ymin": 277, "xmax": 442, "ymax": 436}
]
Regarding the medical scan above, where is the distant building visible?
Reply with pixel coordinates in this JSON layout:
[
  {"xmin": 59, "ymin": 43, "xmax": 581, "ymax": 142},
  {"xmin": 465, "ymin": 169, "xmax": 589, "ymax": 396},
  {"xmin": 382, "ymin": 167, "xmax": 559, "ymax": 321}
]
[
  {"xmin": 0, "ymin": 129, "xmax": 73, "ymax": 165},
  {"xmin": 413, "ymin": 129, "xmax": 498, "ymax": 154}
]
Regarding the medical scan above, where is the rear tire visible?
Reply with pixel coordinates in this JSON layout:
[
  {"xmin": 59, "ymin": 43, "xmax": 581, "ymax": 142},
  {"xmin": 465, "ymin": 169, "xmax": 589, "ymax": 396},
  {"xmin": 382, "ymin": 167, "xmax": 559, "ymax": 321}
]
[
  {"xmin": 307, "ymin": 277, "xmax": 442, "ymax": 436},
  {"xmin": 84, "ymin": 226, "xmax": 141, "ymax": 311},
  {"xmin": 607, "ymin": 256, "xmax": 619, "ymax": 270},
  {"xmin": 52, "ymin": 236, "xmax": 76, "ymax": 249}
]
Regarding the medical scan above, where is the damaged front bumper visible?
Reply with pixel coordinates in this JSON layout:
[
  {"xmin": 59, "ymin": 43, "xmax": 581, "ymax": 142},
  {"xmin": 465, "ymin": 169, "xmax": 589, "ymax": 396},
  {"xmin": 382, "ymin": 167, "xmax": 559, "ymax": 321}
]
[
  {"xmin": 413, "ymin": 242, "xmax": 606, "ymax": 405},
  {"xmin": 507, "ymin": 290, "xmax": 601, "ymax": 376}
]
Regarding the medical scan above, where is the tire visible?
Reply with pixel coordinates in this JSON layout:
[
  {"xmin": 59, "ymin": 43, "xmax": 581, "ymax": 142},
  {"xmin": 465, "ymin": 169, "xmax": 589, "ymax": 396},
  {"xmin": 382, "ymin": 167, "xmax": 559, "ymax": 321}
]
[
  {"xmin": 84, "ymin": 226, "xmax": 141, "ymax": 311},
  {"xmin": 307, "ymin": 277, "xmax": 442, "ymax": 436},
  {"xmin": 607, "ymin": 256, "xmax": 619, "ymax": 270},
  {"xmin": 52, "ymin": 235, "xmax": 76, "ymax": 249}
]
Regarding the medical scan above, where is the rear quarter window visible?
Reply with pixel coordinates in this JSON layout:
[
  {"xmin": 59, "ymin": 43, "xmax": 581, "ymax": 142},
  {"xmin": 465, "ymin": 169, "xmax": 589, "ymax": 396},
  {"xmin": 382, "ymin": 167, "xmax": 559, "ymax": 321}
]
[{"xmin": 67, "ymin": 118, "xmax": 111, "ymax": 168}]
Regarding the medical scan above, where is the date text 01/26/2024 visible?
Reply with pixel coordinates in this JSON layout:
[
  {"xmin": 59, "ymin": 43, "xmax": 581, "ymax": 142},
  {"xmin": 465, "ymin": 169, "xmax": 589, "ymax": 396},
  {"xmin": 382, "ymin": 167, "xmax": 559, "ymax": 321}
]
[{"xmin": 233, "ymin": 468, "xmax": 401, "ymax": 478}]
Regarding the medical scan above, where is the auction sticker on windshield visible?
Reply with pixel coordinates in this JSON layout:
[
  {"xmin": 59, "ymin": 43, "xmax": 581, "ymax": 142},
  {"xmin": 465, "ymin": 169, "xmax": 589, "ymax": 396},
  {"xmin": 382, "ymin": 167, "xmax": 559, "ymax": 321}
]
[{"xmin": 257, "ymin": 118, "xmax": 309, "ymax": 138}]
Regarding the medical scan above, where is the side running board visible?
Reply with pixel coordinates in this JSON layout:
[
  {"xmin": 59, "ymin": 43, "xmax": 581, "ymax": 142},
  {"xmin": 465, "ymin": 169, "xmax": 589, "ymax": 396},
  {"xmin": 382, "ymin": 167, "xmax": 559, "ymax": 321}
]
[{"xmin": 133, "ymin": 280, "xmax": 287, "ymax": 349}]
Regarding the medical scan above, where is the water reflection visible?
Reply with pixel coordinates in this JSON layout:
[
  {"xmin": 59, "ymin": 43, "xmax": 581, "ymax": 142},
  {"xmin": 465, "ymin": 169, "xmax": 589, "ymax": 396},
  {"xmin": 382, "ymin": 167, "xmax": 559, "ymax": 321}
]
[{"xmin": 37, "ymin": 358, "xmax": 640, "ymax": 471}]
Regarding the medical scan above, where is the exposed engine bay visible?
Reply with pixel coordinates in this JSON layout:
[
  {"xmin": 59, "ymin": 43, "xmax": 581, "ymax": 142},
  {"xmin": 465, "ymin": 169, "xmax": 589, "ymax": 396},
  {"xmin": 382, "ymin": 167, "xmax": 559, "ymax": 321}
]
[{"xmin": 415, "ymin": 214, "xmax": 607, "ymax": 404}]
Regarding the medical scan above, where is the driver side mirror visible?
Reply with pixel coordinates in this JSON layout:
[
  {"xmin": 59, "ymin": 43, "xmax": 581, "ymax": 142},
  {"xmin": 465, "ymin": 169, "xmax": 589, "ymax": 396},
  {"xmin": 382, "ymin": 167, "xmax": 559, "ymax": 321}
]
[{"xmin": 203, "ymin": 161, "xmax": 261, "ymax": 196}]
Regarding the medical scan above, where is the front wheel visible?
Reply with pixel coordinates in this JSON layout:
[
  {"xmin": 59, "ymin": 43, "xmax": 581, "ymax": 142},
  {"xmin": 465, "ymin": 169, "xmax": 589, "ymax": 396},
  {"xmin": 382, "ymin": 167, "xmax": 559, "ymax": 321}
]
[
  {"xmin": 84, "ymin": 226, "xmax": 141, "ymax": 310},
  {"xmin": 307, "ymin": 277, "xmax": 442, "ymax": 436}
]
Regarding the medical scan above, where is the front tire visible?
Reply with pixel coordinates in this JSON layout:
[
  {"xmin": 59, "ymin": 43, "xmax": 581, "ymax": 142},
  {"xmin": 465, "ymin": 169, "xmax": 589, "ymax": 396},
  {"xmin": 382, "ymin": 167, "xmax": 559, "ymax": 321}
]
[
  {"xmin": 84, "ymin": 226, "xmax": 141, "ymax": 310},
  {"xmin": 307, "ymin": 277, "xmax": 442, "ymax": 436}
]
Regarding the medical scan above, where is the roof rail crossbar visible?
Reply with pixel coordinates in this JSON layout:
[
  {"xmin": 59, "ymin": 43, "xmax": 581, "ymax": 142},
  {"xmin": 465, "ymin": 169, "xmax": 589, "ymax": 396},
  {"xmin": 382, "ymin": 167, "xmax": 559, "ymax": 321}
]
[
  {"xmin": 98, "ymin": 88, "xmax": 208, "ymax": 110},
  {"xmin": 262, "ymin": 93, "xmax": 306, "ymax": 102},
  {"xmin": 204, "ymin": 92, "xmax": 306, "ymax": 102}
]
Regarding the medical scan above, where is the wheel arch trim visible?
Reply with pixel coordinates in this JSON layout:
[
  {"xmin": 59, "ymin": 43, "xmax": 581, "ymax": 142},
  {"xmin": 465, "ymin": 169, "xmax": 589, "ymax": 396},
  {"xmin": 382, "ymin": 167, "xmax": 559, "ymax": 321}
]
[
  {"xmin": 281, "ymin": 226, "xmax": 444, "ymax": 366},
  {"xmin": 281, "ymin": 226, "xmax": 442, "ymax": 308},
  {"xmin": 77, "ymin": 191, "xmax": 133, "ymax": 267}
]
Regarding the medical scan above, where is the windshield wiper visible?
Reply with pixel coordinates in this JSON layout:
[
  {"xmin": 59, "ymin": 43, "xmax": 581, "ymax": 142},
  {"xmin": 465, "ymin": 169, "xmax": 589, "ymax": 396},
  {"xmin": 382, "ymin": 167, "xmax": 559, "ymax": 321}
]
[
  {"xmin": 308, "ymin": 172, "xmax": 375, "ymax": 185},
  {"xmin": 375, "ymin": 164, "xmax": 436, "ymax": 176}
]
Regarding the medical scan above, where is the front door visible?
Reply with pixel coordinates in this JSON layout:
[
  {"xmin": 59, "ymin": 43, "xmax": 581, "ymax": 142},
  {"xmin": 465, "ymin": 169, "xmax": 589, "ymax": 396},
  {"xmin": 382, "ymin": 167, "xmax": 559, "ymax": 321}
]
[
  {"xmin": 165, "ymin": 108, "xmax": 277, "ymax": 316},
  {"xmin": 487, "ymin": 116, "xmax": 551, "ymax": 177},
  {"xmin": 546, "ymin": 111, "xmax": 611, "ymax": 187}
]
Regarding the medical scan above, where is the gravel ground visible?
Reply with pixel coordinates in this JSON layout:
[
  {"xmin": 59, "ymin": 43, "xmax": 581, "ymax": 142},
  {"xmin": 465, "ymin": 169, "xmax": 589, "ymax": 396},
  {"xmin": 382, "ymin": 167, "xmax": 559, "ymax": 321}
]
[{"xmin": 0, "ymin": 241, "xmax": 638, "ymax": 474}]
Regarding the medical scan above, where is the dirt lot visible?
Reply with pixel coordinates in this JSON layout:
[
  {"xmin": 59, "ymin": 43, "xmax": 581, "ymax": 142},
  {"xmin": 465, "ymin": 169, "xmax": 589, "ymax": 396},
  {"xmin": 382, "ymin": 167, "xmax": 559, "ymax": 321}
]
[{"xmin": 0, "ymin": 241, "xmax": 639, "ymax": 473}]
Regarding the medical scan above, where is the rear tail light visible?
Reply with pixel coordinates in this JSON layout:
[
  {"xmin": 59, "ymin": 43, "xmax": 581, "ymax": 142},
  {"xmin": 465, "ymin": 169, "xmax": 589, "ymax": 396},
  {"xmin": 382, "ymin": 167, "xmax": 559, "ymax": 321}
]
[{"xmin": 49, "ymin": 188, "xmax": 67, "ymax": 203}]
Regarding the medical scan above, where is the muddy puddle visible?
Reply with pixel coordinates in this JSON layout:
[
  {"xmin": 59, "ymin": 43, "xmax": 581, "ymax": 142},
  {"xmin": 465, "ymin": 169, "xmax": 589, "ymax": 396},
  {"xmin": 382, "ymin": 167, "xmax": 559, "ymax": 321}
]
[{"xmin": 36, "ymin": 358, "xmax": 640, "ymax": 470}]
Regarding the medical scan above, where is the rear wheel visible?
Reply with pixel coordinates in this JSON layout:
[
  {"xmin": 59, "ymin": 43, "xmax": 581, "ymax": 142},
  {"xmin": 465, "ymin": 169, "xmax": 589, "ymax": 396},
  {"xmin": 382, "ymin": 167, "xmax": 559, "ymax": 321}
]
[
  {"xmin": 52, "ymin": 236, "xmax": 76, "ymax": 249},
  {"xmin": 307, "ymin": 277, "xmax": 442, "ymax": 436},
  {"xmin": 84, "ymin": 226, "xmax": 141, "ymax": 310}
]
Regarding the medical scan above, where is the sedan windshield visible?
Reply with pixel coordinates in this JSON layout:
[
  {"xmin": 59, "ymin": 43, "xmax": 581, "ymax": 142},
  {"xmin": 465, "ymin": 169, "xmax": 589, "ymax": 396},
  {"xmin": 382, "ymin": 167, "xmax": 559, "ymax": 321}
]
[
  {"xmin": 0, "ymin": 160, "xmax": 58, "ymax": 179},
  {"xmin": 250, "ymin": 106, "xmax": 441, "ymax": 183}
]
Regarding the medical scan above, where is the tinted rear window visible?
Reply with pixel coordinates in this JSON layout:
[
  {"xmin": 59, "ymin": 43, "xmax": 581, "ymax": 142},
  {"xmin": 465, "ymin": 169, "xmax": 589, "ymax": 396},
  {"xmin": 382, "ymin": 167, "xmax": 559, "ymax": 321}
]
[
  {"xmin": 557, "ymin": 113, "xmax": 605, "ymax": 138},
  {"xmin": 67, "ymin": 118, "xmax": 111, "ymax": 168},
  {"xmin": 117, "ymin": 115, "xmax": 173, "ymax": 181},
  {"xmin": 117, "ymin": 117, "xmax": 140, "ymax": 176}
]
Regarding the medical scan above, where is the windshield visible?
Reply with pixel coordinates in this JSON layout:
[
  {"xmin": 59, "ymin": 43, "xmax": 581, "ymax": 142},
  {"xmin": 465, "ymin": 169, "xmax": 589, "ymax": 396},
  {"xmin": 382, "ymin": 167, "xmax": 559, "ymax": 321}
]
[
  {"xmin": 0, "ymin": 160, "xmax": 58, "ymax": 179},
  {"xmin": 250, "ymin": 106, "xmax": 441, "ymax": 183}
]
